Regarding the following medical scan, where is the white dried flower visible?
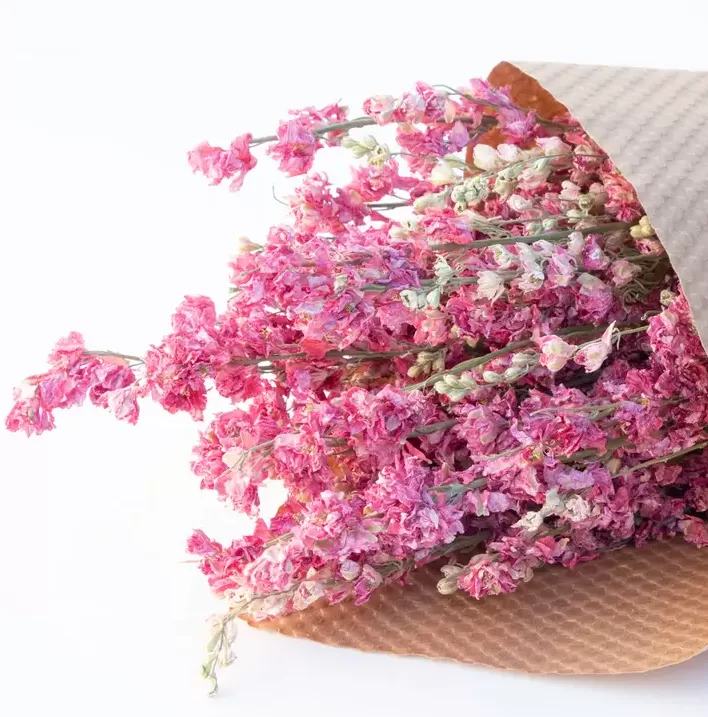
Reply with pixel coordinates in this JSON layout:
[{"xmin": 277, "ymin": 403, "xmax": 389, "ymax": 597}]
[
  {"xmin": 567, "ymin": 231, "xmax": 585, "ymax": 257},
  {"xmin": 513, "ymin": 510, "xmax": 544, "ymax": 533},
  {"xmin": 563, "ymin": 495, "xmax": 594, "ymax": 523},
  {"xmin": 430, "ymin": 160, "xmax": 458, "ymax": 186},
  {"xmin": 413, "ymin": 190, "xmax": 448, "ymax": 212},
  {"xmin": 508, "ymin": 194, "xmax": 534, "ymax": 213},
  {"xmin": 473, "ymin": 144, "xmax": 504, "ymax": 170},
  {"xmin": 477, "ymin": 270, "xmax": 506, "ymax": 303}
]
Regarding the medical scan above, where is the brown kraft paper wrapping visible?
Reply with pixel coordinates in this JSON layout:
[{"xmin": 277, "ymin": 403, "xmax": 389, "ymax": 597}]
[{"xmin": 248, "ymin": 62, "xmax": 708, "ymax": 674}]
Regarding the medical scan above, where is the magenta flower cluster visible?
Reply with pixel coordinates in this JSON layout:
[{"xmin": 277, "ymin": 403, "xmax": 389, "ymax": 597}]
[{"xmin": 8, "ymin": 77, "xmax": 708, "ymax": 690}]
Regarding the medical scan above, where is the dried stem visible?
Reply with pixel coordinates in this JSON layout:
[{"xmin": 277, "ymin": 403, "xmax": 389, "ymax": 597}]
[
  {"xmin": 430, "ymin": 222, "xmax": 631, "ymax": 253},
  {"xmin": 85, "ymin": 350, "xmax": 145, "ymax": 364},
  {"xmin": 231, "ymin": 345, "xmax": 434, "ymax": 367},
  {"xmin": 406, "ymin": 324, "xmax": 647, "ymax": 392},
  {"xmin": 619, "ymin": 439, "xmax": 708, "ymax": 476}
]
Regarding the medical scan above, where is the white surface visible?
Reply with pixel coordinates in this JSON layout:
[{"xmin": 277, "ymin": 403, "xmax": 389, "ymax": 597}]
[{"xmin": 2, "ymin": 2, "xmax": 708, "ymax": 715}]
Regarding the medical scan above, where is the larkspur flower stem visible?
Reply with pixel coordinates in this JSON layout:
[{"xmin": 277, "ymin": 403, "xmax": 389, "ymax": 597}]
[
  {"xmin": 362, "ymin": 277, "xmax": 480, "ymax": 293},
  {"xmin": 528, "ymin": 396, "xmax": 686, "ymax": 419},
  {"xmin": 422, "ymin": 277, "xmax": 479, "ymax": 287},
  {"xmin": 232, "ymin": 420, "xmax": 461, "ymax": 474},
  {"xmin": 619, "ymin": 439, "xmax": 708, "ymax": 476},
  {"xmin": 562, "ymin": 438, "xmax": 629, "ymax": 464},
  {"xmin": 230, "ymin": 346, "xmax": 435, "ymax": 366},
  {"xmin": 434, "ymin": 85, "xmax": 575, "ymax": 131},
  {"xmin": 250, "ymin": 115, "xmax": 497, "ymax": 148},
  {"xmin": 249, "ymin": 117, "xmax": 378, "ymax": 145},
  {"xmin": 479, "ymin": 152, "xmax": 607, "ymax": 179},
  {"xmin": 405, "ymin": 324, "xmax": 647, "ymax": 392},
  {"xmin": 262, "ymin": 531, "xmax": 293, "ymax": 548},
  {"xmin": 428, "ymin": 477, "xmax": 487, "ymax": 495},
  {"xmin": 411, "ymin": 418, "xmax": 458, "ymax": 436},
  {"xmin": 530, "ymin": 401, "xmax": 626, "ymax": 418},
  {"xmin": 430, "ymin": 221, "xmax": 631, "ymax": 252},
  {"xmin": 366, "ymin": 200, "xmax": 410, "ymax": 209},
  {"xmin": 85, "ymin": 350, "xmax": 145, "ymax": 363},
  {"xmin": 492, "ymin": 214, "xmax": 570, "ymax": 226}
]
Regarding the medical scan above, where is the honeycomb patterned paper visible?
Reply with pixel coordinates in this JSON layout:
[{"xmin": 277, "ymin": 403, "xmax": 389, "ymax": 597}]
[{"xmin": 248, "ymin": 62, "xmax": 708, "ymax": 674}]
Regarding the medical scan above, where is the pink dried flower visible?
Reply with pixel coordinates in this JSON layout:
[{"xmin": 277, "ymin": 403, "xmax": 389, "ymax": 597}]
[
  {"xmin": 362, "ymin": 95, "xmax": 396, "ymax": 125},
  {"xmin": 267, "ymin": 118, "xmax": 319, "ymax": 177},
  {"xmin": 611, "ymin": 258, "xmax": 642, "ymax": 287},
  {"xmin": 457, "ymin": 555, "xmax": 527, "ymax": 599},
  {"xmin": 188, "ymin": 134, "xmax": 257, "ymax": 191}
]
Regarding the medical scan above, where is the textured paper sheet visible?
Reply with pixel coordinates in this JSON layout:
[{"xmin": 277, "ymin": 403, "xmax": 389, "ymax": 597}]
[
  {"xmin": 250, "ymin": 62, "xmax": 708, "ymax": 674},
  {"xmin": 254, "ymin": 539, "xmax": 708, "ymax": 674}
]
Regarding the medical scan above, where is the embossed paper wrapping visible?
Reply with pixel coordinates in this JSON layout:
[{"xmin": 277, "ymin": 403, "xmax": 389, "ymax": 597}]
[{"xmin": 249, "ymin": 62, "xmax": 708, "ymax": 674}]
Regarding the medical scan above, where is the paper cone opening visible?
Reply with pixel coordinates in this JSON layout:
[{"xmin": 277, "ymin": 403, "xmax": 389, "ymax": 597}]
[{"xmin": 249, "ymin": 61, "xmax": 708, "ymax": 675}]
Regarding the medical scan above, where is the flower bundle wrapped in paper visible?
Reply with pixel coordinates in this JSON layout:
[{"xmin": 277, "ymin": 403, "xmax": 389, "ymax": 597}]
[{"xmin": 9, "ymin": 61, "xmax": 708, "ymax": 693}]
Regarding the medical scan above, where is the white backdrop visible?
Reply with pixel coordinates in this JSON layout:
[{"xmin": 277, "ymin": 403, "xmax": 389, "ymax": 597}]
[{"xmin": 3, "ymin": 2, "xmax": 708, "ymax": 715}]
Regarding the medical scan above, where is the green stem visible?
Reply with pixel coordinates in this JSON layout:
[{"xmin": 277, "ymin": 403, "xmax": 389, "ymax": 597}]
[{"xmin": 430, "ymin": 222, "xmax": 631, "ymax": 252}]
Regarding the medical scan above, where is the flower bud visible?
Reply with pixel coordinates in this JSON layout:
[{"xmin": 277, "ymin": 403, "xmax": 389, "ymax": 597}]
[
  {"xmin": 577, "ymin": 193, "xmax": 595, "ymax": 211},
  {"xmin": 369, "ymin": 143, "xmax": 391, "ymax": 167},
  {"xmin": 503, "ymin": 366, "xmax": 524, "ymax": 382},
  {"xmin": 630, "ymin": 215, "xmax": 655, "ymax": 239},
  {"xmin": 437, "ymin": 575, "xmax": 460, "ymax": 595},
  {"xmin": 407, "ymin": 364, "xmax": 424, "ymax": 379},
  {"xmin": 459, "ymin": 373, "xmax": 479, "ymax": 389},
  {"xmin": 432, "ymin": 355, "xmax": 446, "ymax": 372},
  {"xmin": 443, "ymin": 374, "xmax": 464, "ymax": 387},
  {"xmin": 660, "ymin": 289, "xmax": 676, "ymax": 307},
  {"xmin": 482, "ymin": 370, "xmax": 503, "ymax": 384}
]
